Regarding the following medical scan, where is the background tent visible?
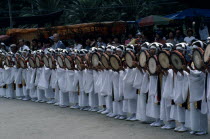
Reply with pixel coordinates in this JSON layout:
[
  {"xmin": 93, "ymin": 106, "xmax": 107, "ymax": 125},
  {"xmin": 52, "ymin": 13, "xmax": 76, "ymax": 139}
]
[{"xmin": 165, "ymin": 8, "xmax": 210, "ymax": 19}]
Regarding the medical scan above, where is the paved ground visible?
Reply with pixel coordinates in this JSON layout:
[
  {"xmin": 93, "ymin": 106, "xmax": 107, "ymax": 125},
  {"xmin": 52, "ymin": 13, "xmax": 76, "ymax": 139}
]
[{"xmin": 0, "ymin": 98, "xmax": 210, "ymax": 139}]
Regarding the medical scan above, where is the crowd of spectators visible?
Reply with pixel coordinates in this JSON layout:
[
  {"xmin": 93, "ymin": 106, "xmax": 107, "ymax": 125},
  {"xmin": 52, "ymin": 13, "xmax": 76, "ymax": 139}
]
[{"xmin": 1, "ymin": 28, "xmax": 209, "ymax": 54}]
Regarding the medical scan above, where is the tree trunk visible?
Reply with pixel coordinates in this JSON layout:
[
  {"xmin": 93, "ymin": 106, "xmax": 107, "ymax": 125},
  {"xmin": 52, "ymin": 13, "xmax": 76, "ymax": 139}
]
[{"xmin": 8, "ymin": 0, "xmax": 13, "ymax": 28}]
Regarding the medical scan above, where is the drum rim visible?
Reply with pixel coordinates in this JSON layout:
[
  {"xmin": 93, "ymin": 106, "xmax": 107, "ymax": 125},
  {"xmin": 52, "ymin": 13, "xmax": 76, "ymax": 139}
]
[
  {"xmin": 193, "ymin": 48, "xmax": 204, "ymax": 70},
  {"xmin": 57, "ymin": 55, "xmax": 64, "ymax": 68},
  {"xmin": 91, "ymin": 52, "xmax": 100, "ymax": 67},
  {"xmin": 109, "ymin": 54, "xmax": 121, "ymax": 71},
  {"xmin": 101, "ymin": 53, "xmax": 109, "ymax": 69},
  {"xmin": 170, "ymin": 51, "xmax": 185, "ymax": 71},
  {"xmin": 158, "ymin": 50, "xmax": 171, "ymax": 70},
  {"xmin": 28, "ymin": 57, "xmax": 35, "ymax": 68},
  {"xmin": 43, "ymin": 56, "xmax": 49, "ymax": 68},
  {"xmin": 148, "ymin": 56, "xmax": 158, "ymax": 75},
  {"xmin": 75, "ymin": 56, "xmax": 82, "ymax": 70},
  {"xmin": 204, "ymin": 44, "xmax": 210, "ymax": 63},
  {"xmin": 139, "ymin": 50, "xmax": 149, "ymax": 68},
  {"xmin": 125, "ymin": 51, "xmax": 136, "ymax": 68},
  {"xmin": 64, "ymin": 56, "xmax": 73, "ymax": 70}
]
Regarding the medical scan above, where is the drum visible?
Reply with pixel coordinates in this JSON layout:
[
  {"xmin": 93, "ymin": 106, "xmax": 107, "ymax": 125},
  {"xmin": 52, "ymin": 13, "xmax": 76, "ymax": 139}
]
[
  {"xmin": 48, "ymin": 56, "xmax": 56, "ymax": 69},
  {"xmin": 158, "ymin": 50, "xmax": 171, "ymax": 70},
  {"xmin": 148, "ymin": 55, "xmax": 158, "ymax": 75},
  {"xmin": 101, "ymin": 53, "xmax": 110, "ymax": 69},
  {"xmin": 170, "ymin": 50, "xmax": 186, "ymax": 71},
  {"xmin": 35, "ymin": 55, "xmax": 44, "ymax": 68},
  {"xmin": 125, "ymin": 51, "xmax": 136, "ymax": 68},
  {"xmin": 28, "ymin": 57, "xmax": 36, "ymax": 68},
  {"xmin": 91, "ymin": 52, "xmax": 101, "ymax": 67},
  {"xmin": 139, "ymin": 50, "xmax": 150, "ymax": 68},
  {"xmin": 192, "ymin": 47, "xmax": 204, "ymax": 70},
  {"xmin": 57, "ymin": 55, "xmax": 65, "ymax": 68},
  {"xmin": 5, "ymin": 56, "xmax": 13, "ymax": 67},
  {"xmin": 43, "ymin": 55, "xmax": 49, "ymax": 68},
  {"xmin": 75, "ymin": 56, "xmax": 83, "ymax": 70},
  {"xmin": 64, "ymin": 56, "xmax": 74, "ymax": 70},
  {"xmin": 19, "ymin": 57, "xmax": 27, "ymax": 69},
  {"xmin": 109, "ymin": 54, "xmax": 122, "ymax": 71},
  {"xmin": 204, "ymin": 44, "xmax": 210, "ymax": 64}
]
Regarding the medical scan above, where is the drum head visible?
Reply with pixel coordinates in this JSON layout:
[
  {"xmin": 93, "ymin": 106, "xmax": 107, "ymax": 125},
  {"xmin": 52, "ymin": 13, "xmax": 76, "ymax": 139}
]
[
  {"xmin": 170, "ymin": 53, "xmax": 183, "ymax": 71},
  {"xmin": 57, "ymin": 56, "xmax": 64, "ymax": 68},
  {"xmin": 43, "ymin": 56, "xmax": 49, "ymax": 67},
  {"xmin": 125, "ymin": 52, "xmax": 134, "ymax": 68},
  {"xmin": 5, "ymin": 58, "xmax": 9, "ymax": 66},
  {"xmin": 139, "ymin": 51, "xmax": 147, "ymax": 68},
  {"xmin": 64, "ymin": 57, "xmax": 72, "ymax": 70},
  {"xmin": 29, "ymin": 58, "xmax": 35, "ymax": 68},
  {"xmin": 158, "ymin": 52, "xmax": 170, "ymax": 69},
  {"xmin": 35, "ymin": 56, "xmax": 40, "ymax": 67},
  {"xmin": 148, "ymin": 57, "xmax": 157, "ymax": 74},
  {"xmin": 91, "ymin": 53, "xmax": 100, "ymax": 67},
  {"xmin": 204, "ymin": 44, "xmax": 210, "ymax": 63},
  {"xmin": 19, "ymin": 59, "xmax": 25, "ymax": 68},
  {"xmin": 193, "ymin": 49, "xmax": 204, "ymax": 70},
  {"xmin": 110, "ymin": 55, "xmax": 121, "ymax": 71},
  {"xmin": 101, "ymin": 54, "xmax": 109, "ymax": 69}
]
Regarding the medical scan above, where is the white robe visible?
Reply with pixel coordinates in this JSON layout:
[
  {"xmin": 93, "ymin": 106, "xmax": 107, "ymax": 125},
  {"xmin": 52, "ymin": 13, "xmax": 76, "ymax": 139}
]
[
  {"xmin": 36, "ymin": 68, "xmax": 47, "ymax": 101},
  {"xmin": 0, "ymin": 68, "xmax": 6, "ymax": 97},
  {"xmin": 14, "ymin": 68, "xmax": 24, "ymax": 97},
  {"xmin": 133, "ymin": 69, "xmax": 153, "ymax": 122},
  {"xmin": 4, "ymin": 67, "xmax": 16, "ymax": 98},
  {"xmin": 188, "ymin": 70, "xmax": 208, "ymax": 132}
]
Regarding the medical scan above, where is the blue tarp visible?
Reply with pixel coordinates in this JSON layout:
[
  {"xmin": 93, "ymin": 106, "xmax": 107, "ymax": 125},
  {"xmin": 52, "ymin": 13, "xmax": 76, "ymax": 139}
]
[{"xmin": 165, "ymin": 8, "xmax": 210, "ymax": 19}]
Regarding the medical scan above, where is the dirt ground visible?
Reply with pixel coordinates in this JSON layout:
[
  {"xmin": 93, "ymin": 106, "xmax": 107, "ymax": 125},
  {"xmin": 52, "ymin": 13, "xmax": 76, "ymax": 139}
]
[{"xmin": 0, "ymin": 98, "xmax": 209, "ymax": 139}]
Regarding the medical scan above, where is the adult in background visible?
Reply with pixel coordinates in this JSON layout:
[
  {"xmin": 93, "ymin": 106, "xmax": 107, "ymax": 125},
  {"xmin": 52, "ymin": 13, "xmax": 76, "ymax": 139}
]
[
  {"xmin": 9, "ymin": 44, "xmax": 18, "ymax": 53},
  {"xmin": 174, "ymin": 29, "xmax": 185, "ymax": 43},
  {"xmin": 125, "ymin": 34, "xmax": 134, "ymax": 45},
  {"xmin": 73, "ymin": 39, "xmax": 83, "ymax": 50},
  {"xmin": 96, "ymin": 37, "xmax": 106, "ymax": 48},
  {"xmin": 184, "ymin": 28, "xmax": 196, "ymax": 45},
  {"xmin": 166, "ymin": 31, "xmax": 177, "ymax": 45},
  {"xmin": 18, "ymin": 39, "xmax": 30, "ymax": 51},
  {"xmin": 51, "ymin": 33, "xmax": 66, "ymax": 49},
  {"xmin": 31, "ymin": 39, "xmax": 39, "ymax": 51},
  {"xmin": 155, "ymin": 32, "xmax": 166, "ymax": 45}
]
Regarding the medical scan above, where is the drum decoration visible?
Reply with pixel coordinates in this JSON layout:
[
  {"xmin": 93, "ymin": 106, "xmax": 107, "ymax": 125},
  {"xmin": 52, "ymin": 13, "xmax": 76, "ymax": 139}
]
[
  {"xmin": 158, "ymin": 50, "xmax": 171, "ymax": 70},
  {"xmin": 91, "ymin": 52, "xmax": 101, "ymax": 67},
  {"xmin": 57, "ymin": 55, "xmax": 65, "ymax": 68},
  {"xmin": 64, "ymin": 56, "xmax": 74, "ymax": 70},
  {"xmin": 109, "ymin": 54, "xmax": 122, "ymax": 71},
  {"xmin": 125, "ymin": 51, "xmax": 136, "ymax": 68},
  {"xmin": 192, "ymin": 47, "xmax": 204, "ymax": 70},
  {"xmin": 5, "ymin": 56, "xmax": 14, "ymax": 67},
  {"xmin": 204, "ymin": 44, "xmax": 210, "ymax": 65},
  {"xmin": 101, "ymin": 53, "xmax": 110, "ymax": 69},
  {"xmin": 48, "ymin": 56, "xmax": 56, "ymax": 69},
  {"xmin": 139, "ymin": 50, "xmax": 150, "ymax": 68},
  {"xmin": 170, "ymin": 50, "xmax": 186, "ymax": 71},
  {"xmin": 148, "ymin": 55, "xmax": 158, "ymax": 75},
  {"xmin": 43, "ymin": 55, "xmax": 49, "ymax": 68}
]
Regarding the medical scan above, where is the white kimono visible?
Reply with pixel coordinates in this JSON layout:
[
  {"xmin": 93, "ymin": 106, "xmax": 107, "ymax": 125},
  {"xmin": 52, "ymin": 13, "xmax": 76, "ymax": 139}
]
[
  {"xmin": 133, "ymin": 69, "xmax": 153, "ymax": 122},
  {"xmin": 4, "ymin": 67, "xmax": 16, "ymax": 98},
  {"xmin": 29, "ymin": 69, "xmax": 37, "ymax": 99},
  {"xmin": 122, "ymin": 68, "xmax": 137, "ymax": 114},
  {"xmin": 66, "ymin": 70, "xmax": 78, "ymax": 105},
  {"xmin": 170, "ymin": 71, "xmax": 189, "ymax": 123},
  {"xmin": 0, "ymin": 68, "xmax": 6, "ymax": 97},
  {"xmin": 36, "ymin": 68, "xmax": 47, "ymax": 102},
  {"xmin": 188, "ymin": 70, "xmax": 208, "ymax": 132},
  {"xmin": 50, "ymin": 69, "xmax": 59, "ymax": 104},
  {"xmin": 160, "ymin": 69, "xmax": 174, "ymax": 122},
  {"xmin": 83, "ymin": 69, "xmax": 98, "ymax": 108},
  {"xmin": 95, "ymin": 70, "xmax": 105, "ymax": 106},
  {"xmin": 14, "ymin": 68, "xmax": 24, "ymax": 98},
  {"xmin": 57, "ymin": 68, "xmax": 69, "ymax": 106}
]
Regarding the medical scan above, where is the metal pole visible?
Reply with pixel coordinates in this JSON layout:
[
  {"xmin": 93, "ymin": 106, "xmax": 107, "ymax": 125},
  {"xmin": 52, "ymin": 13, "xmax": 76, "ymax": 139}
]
[{"xmin": 8, "ymin": 0, "xmax": 13, "ymax": 28}]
